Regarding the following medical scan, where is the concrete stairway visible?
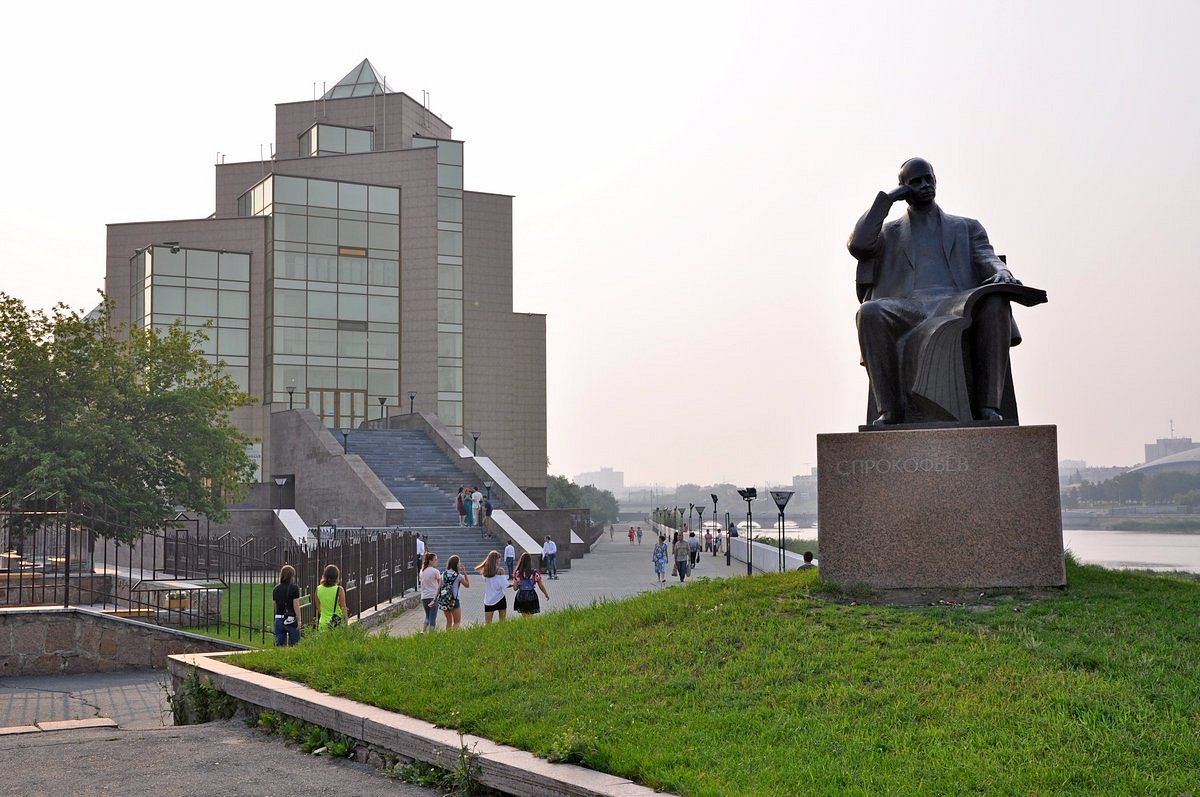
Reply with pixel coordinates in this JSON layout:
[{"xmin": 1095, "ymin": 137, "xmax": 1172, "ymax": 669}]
[{"xmin": 344, "ymin": 428, "xmax": 505, "ymax": 570}]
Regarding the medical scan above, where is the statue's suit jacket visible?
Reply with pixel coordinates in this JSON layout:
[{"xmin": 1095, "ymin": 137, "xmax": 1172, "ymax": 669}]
[{"xmin": 847, "ymin": 192, "xmax": 1019, "ymax": 342}]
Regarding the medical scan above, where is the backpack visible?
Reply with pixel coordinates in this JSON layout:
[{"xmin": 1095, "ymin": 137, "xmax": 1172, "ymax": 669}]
[
  {"xmin": 436, "ymin": 570, "xmax": 460, "ymax": 610},
  {"xmin": 513, "ymin": 570, "xmax": 539, "ymax": 613}
]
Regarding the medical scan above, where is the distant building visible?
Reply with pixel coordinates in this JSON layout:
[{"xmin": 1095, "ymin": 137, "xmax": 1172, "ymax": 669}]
[
  {"xmin": 1129, "ymin": 447, "xmax": 1200, "ymax": 477},
  {"xmin": 1058, "ymin": 460, "xmax": 1132, "ymax": 486},
  {"xmin": 576, "ymin": 467, "xmax": 624, "ymax": 494},
  {"xmin": 791, "ymin": 468, "xmax": 818, "ymax": 508},
  {"xmin": 103, "ymin": 59, "xmax": 547, "ymax": 518},
  {"xmin": 1145, "ymin": 436, "xmax": 1196, "ymax": 464}
]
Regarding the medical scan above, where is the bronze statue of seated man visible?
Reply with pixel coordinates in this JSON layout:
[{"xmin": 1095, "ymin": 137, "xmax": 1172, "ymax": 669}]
[{"xmin": 847, "ymin": 158, "xmax": 1046, "ymax": 426}]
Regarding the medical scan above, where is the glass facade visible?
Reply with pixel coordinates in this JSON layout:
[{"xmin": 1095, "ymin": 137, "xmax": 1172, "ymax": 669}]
[
  {"xmin": 239, "ymin": 174, "xmax": 401, "ymax": 429},
  {"xmin": 412, "ymin": 136, "xmax": 465, "ymax": 438},
  {"xmin": 298, "ymin": 123, "xmax": 374, "ymax": 158},
  {"xmin": 129, "ymin": 246, "xmax": 251, "ymax": 391}
]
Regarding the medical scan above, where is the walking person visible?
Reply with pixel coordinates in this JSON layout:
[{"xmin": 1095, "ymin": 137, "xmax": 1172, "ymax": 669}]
[
  {"xmin": 475, "ymin": 550, "xmax": 509, "ymax": 623},
  {"xmin": 541, "ymin": 535, "xmax": 558, "ymax": 579},
  {"xmin": 652, "ymin": 535, "xmax": 669, "ymax": 584},
  {"xmin": 483, "ymin": 496, "xmax": 494, "ymax": 535},
  {"xmin": 672, "ymin": 532, "xmax": 691, "ymax": 583},
  {"xmin": 472, "ymin": 488, "xmax": 484, "ymax": 528},
  {"xmin": 704, "ymin": 529, "xmax": 713, "ymax": 554},
  {"xmin": 688, "ymin": 531, "xmax": 701, "ymax": 570},
  {"xmin": 636, "ymin": 526, "xmax": 643, "ymax": 544},
  {"xmin": 272, "ymin": 564, "xmax": 302, "ymax": 646},
  {"xmin": 628, "ymin": 526, "xmax": 635, "ymax": 544},
  {"xmin": 510, "ymin": 552, "xmax": 549, "ymax": 615},
  {"xmin": 714, "ymin": 527, "xmax": 723, "ymax": 556},
  {"xmin": 314, "ymin": 564, "xmax": 347, "ymax": 631},
  {"xmin": 419, "ymin": 552, "xmax": 441, "ymax": 632},
  {"xmin": 455, "ymin": 488, "xmax": 467, "ymax": 527},
  {"xmin": 464, "ymin": 487, "xmax": 475, "ymax": 527},
  {"xmin": 437, "ymin": 554, "xmax": 470, "ymax": 630},
  {"xmin": 503, "ymin": 541, "xmax": 516, "ymax": 577}
]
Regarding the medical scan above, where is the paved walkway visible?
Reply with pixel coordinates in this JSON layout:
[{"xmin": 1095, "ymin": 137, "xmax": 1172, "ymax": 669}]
[{"xmin": 380, "ymin": 526, "xmax": 748, "ymax": 635}]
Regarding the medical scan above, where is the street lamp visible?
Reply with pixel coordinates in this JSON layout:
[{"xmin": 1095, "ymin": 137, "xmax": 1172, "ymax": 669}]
[
  {"xmin": 377, "ymin": 395, "xmax": 386, "ymax": 421},
  {"xmin": 737, "ymin": 488, "xmax": 757, "ymax": 575},
  {"xmin": 407, "ymin": 390, "xmax": 417, "ymax": 414},
  {"xmin": 286, "ymin": 385, "xmax": 295, "ymax": 410},
  {"xmin": 696, "ymin": 505, "xmax": 706, "ymax": 547},
  {"xmin": 710, "ymin": 493, "xmax": 719, "ymax": 559},
  {"xmin": 688, "ymin": 503, "xmax": 695, "ymax": 531},
  {"xmin": 725, "ymin": 511, "xmax": 732, "ymax": 566},
  {"xmin": 341, "ymin": 429, "xmax": 348, "ymax": 453},
  {"xmin": 675, "ymin": 506, "xmax": 684, "ymax": 532},
  {"xmin": 770, "ymin": 490, "xmax": 794, "ymax": 573},
  {"xmin": 273, "ymin": 476, "xmax": 287, "ymax": 513},
  {"xmin": 470, "ymin": 431, "xmax": 480, "ymax": 456},
  {"xmin": 483, "ymin": 479, "xmax": 493, "ymax": 500}
]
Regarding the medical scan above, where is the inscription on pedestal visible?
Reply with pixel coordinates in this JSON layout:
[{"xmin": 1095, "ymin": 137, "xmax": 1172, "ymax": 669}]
[{"xmin": 817, "ymin": 425, "xmax": 1064, "ymax": 589}]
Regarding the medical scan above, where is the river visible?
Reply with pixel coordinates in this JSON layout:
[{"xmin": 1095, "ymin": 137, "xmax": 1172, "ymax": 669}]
[{"xmin": 740, "ymin": 522, "xmax": 1200, "ymax": 575}]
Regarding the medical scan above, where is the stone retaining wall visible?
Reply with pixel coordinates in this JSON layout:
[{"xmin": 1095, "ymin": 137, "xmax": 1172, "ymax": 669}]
[{"xmin": 0, "ymin": 606, "xmax": 247, "ymax": 676}]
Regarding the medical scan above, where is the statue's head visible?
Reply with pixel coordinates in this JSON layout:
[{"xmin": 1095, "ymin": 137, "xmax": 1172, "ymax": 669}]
[{"xmin": 898, "ymin": 157, "xmax": 936, "ymax": 207}]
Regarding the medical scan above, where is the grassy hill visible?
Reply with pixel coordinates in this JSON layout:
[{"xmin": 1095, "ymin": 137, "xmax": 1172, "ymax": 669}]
[{"xmin": 239, "ymin": 560, "xmax": 1200, "ymax": 796}]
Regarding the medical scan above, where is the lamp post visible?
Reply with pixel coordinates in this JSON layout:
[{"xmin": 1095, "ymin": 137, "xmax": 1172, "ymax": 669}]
[
  {"xmin": 688, "ymin": 503, "xmax": 695, "ymax": 532},
  {"xmin": 341, "ymin": 429, "xmax": 348, "ymax": 453},
  {"xmin": 675, "ymin": 506, "xmax": 684, "ymax": 532},
  {"xmin": 377, "ymin": 396, "xmax": 386, "ymax": 421},
  {"xmin": 737, "ymin": 488, "xmax": 757, "ymax": 575},
  {"xmin": 483, "ymin": 479, "xmax": 493, "ymax": 500},
  {"xmin": 273, "ymin": 476, "xmax": 287, "ymax": 513},
  {"xmin": 696, "ymin": 505, "xmax": 706, "ymax": 548},
  {"xmin": 407, "ymin": 390, "xmax": 417, "ymax": 414},
  {"xmin": 286, "ymin": 385, "xmax": 295, "ymax": 410},
  {"xmin": 725, "ymin": 511, "xmax": 732, "ymax": 566},
  {"xmin": 711, "ymin": 493, "xmax": 719, "ymax": 559},
  {"xmin": 470, "ymin": 431, "xmax": 480, "ymax": 456},
  {"xmin": 770, "ymin": 490, "xmax": 794, "ymax": 573}
]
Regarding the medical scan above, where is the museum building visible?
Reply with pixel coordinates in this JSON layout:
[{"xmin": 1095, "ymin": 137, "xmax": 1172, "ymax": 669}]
[{"xmin": 102, "ymin": 60, "xmax": 547, "ymax": 528}]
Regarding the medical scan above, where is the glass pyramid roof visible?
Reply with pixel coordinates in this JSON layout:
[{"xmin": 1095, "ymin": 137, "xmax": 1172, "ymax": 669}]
[{"xmin": 322, "ymin": 59, "xmax": 390, "ymax": 99}]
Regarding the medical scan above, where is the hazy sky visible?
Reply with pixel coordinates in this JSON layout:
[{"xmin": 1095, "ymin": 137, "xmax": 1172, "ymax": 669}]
[{"xmin": 2, "ymin": 1, "xmax": 1197, "ymax": 487}]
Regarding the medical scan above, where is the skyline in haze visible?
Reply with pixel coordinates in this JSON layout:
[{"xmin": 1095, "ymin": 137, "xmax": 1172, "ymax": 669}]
[{"xmin": 2, "ymin": 1, "xmax": 1197, "ymax": 487}]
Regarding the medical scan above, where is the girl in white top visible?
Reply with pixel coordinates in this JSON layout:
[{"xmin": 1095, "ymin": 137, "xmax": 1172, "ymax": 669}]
[
  {"xmin": 418, "ymin": 552, "xmax": 442, "ymax": 632},
  {"xmin": 474, "ymin": 550, "xmax": 510, "ymax": 623}
]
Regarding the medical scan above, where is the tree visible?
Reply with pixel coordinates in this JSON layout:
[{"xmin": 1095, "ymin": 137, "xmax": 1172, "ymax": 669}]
[
  {"xmin": 0, "ymin": 294, "xmax": 257, "ymax": 540},
  {"xmin": 546, "ymin": 475, "xmax": 619, "ymax": 525}
]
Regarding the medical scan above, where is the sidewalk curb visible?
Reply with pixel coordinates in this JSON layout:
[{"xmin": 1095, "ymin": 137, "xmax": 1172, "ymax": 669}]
[{"xmin": 168, "ymin": 652, "xmax": 671, "ymax": 797}]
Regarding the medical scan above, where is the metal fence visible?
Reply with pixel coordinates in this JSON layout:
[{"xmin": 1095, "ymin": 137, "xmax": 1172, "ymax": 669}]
[{"xmin": 1, "ymin": 492, "xmax": 418, "ymax": 645}]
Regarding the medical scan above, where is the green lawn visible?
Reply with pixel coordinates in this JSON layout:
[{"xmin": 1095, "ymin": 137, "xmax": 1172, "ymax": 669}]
[
  {"xmin": 235, "ymin": 560, "xmax": 1200, "ymax": 796},
  {"xmin": 189, "ymin": 581, "xmax": 308, "ymax": 647}
]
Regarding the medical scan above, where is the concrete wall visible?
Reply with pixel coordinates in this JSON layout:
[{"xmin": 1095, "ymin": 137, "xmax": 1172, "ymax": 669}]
[
  {"xmin": 504, "ymin": 508, "xmax": 589, "ymax": 569},
  {"xmin": 0, "ymin": 607, "xmax": 246, "ymax": 676},
  {"xmin": 271, "ymin": 408, "xmax": 402, "ymax": 527},
  {"xmin": 511, "ymin": 312, "xmax": 547, "ymax": 494}
]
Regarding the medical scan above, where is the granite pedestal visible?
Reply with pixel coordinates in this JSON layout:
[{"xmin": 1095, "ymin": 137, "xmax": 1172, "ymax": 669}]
[{"xmin": 817, "ymin": 424, "xmax": 1064, "ymax": 589}]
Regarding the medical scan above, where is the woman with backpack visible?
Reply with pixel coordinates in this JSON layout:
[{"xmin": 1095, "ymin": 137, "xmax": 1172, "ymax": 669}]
[
  {"xmin": 437, "ymin": 554, "xmax": 470, "ymax": 630},
  {"xmin": 474, "ymin": 550, "xmax": 509, "ymax": 623},
  {"xmin": 314, "ymin": 563, "xmax": 347, "ymax": 631},
  {"xmin": 510, "ymin": 552, "xmax": 549, "ymax": 616},
  {"xmin": 419, "ymin": 551, "xmax": 441, "ymax": 632}
]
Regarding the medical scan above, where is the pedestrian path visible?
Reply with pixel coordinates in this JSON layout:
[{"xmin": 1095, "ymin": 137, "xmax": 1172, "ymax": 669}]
[
  {"xmin": 379, "ymin": 526, "xmax": 747, "ymax": 635},
  {"xmin": 0, "ymin": 670, "xmax": 171, "ymax": 732}
]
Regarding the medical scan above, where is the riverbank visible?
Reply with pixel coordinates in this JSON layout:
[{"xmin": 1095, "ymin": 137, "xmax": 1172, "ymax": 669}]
[{"xmin": 1062, "ymin": 511, "xmax": 1200, "ymax": 531}]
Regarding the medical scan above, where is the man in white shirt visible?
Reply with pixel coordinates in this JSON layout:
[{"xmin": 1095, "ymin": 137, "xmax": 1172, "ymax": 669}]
[
  {"xmin": 415, "ymin": 534, "xmax": 425, "ymax": 568},
  {"xmin": 541, "ymin": 535, "xmax": 558, "ymax": 579},
  {"xmin": 503, "ymin": 542, "xmax": 516, "ymax": 577}
]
